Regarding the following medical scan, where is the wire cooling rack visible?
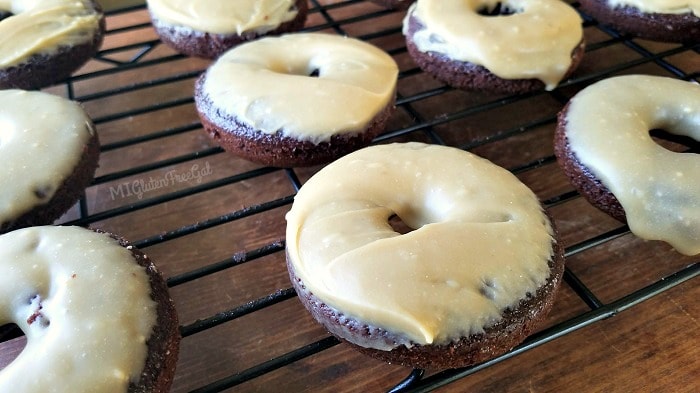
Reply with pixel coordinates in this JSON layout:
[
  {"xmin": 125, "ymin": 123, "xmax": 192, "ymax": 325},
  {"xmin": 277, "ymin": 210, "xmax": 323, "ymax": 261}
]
[{"xmin": 1, "ymin": 1, "xmax": 698, "ymax": 392}]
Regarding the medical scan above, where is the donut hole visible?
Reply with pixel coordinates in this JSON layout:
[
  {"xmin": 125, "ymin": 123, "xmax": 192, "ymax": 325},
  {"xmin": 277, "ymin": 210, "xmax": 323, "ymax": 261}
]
[
  {"xmin": 274, "ymin": 62, "xmax": 321, "ymax": 78},
  {"xmin": 0, "ymin": 323, "xmax": 26, "ymax": 370},
  {"xmin": 650, "ymin": 129, "xmax": 700, "ymax": 154},
  {"xmin": 389, "ymin": 214, "xmax": 416, "ymax": 235},
  {"xmin": 0, "ymin": 323, "xmax": 23, "ymax": 341},
  {"xmin": 477, "ymin": 2, "xmax": 520, "ymax": 16},
  {"xmin": 33, "ymin": 185, "xmax": 53, "ymax": 201},
  {"xmin": 283, "ymin": 66, "xmax": 320, "ymax": 77},
  {"xmin": 0, "ymin": 11, "xmax": 13, "ymax": 22}
]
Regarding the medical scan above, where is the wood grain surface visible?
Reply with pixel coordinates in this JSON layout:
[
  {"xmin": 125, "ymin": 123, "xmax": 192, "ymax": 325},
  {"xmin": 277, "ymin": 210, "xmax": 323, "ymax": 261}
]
[{"xmin": 1, "ymin": 1, "xmax": 698, "ymax": 392}]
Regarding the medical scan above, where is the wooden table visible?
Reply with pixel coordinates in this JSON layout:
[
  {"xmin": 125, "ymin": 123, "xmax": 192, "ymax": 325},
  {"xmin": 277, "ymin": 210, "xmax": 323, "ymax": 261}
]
[{"xmin": 1, "ymin": 1, "xmax": 698, "ymax": 392}]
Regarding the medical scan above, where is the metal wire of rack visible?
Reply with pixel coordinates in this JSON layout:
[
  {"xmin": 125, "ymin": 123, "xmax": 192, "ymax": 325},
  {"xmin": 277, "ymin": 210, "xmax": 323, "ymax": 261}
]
[{"xmin": 0, "ymin": 1, "xmax": 698, "ymax": 392}]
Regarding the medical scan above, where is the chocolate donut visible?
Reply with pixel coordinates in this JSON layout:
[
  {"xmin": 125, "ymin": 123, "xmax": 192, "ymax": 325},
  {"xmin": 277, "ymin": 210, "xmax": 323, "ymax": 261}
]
[
  {"xmin": 0, "ymin": 90, "xmax": 100, "ymax": 234},
  {"xmin": 554, "ymin": 75, "xmax": 700, "ymax": 255},
  {"xmin": 580, "ymin": 0, "xmax": 699, "ymax": 43},
  {"xmin": 148, "ymin": 0, "xmax": 309, "ymax": 59},
  {"xmin": 286, "ymin": 142, "xmax": 565, "ymax": 368},
  {"xmin": 0, "ymin": 0, "xmax": 105, "ymax": 89},
  {"xmin": 403, "ymin": 0, "xmax": 585, "ymax": 94},
  {"xmin": 0, "ymin": 226, "xmax": 180, "ymax": 392},
  {"xmin": 194, "ymin": 33, "xmax": 398, "ymax": 168}
]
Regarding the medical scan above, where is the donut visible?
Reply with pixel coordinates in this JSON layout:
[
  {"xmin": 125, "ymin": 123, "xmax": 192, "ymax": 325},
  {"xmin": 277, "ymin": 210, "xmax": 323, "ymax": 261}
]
[
  {"xmin": 369, "ymin": 0, "xmax": 413, "ymax": 9},
  {"xmin": 285, "ymin": 142, "xmax": 565, "ymax": 369},
  {"xmin": 0, "ymin": 90, "xmax": 100, "ymax": 234},
  {"xmin": 194, "ymin": 33, "xmax": 399, "ymax": 168},
  {"xmin": 579, "ymin": 0, "xmax": 699, "ymax": 43},
  {"xmin": 0, "ymin": 226, "xmax": 180, "ymax": 392},
  {"xmin": 554, "ymin": 75, "xmax": 700, "ymax": 256},
  {"xmin": 403, "ymin": 0, "xmax": 586, "ymax": 94},
  {"xmin": 147, "ymin": 0, "xmax": 309, "ymax": 59},
  {"xmin": 0, "ymin": 0, "xmax": 105, "ymax": 90}
]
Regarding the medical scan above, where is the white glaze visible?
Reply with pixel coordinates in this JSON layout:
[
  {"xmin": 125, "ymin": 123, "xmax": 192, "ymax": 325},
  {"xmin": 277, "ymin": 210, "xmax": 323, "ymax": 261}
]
[
  {"xmin": 286, "ymin": 142, "xmax": 555, "ymax": 347},
  {"xmin": 0, "ymin": 90, "xmax": 95, "ymax": 228},
  {"xmin": 565, "ymin": 75, "xmax": 700, "ymax": 255},
  {"xmin": 0, "ymin": 226, "xmax": 156, "ymax": 392},
  {"xmin": 199, "ymin": 33, "xmax": 398, "ymax": 144},
  {"xmin": 0, "ymin": 0, "xmax": 102, "ymax": 67},
  {"xmin": 403, "ymin": 0, "xmax": 583, "ymax": 90},
  {"xmin": 147, "ymin": 0, "xmax": 300, "ymax": 35}
]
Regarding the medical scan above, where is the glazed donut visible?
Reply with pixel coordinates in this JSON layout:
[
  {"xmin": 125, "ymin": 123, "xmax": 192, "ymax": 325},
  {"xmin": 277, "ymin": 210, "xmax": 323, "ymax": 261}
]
[
  {"xmin": 195, "ymin": 33, "xmax": 398, "ymax": 167},
  {"xmin": 286, "ymin": 142, "xmax": 564, "ymax": 368},
  {"xmin": 554, "ymin": 75, "xmax": 700, "ymax": 255},
  {"xmin": 0, "ymin": 226, "xmax": 180, "ymax": 392},
  {"xmin": 0, "ymin": 90, "xmax": 100, "ymax": 234},
  {"xmin": 580, "ymin": 0, "xmax": 699, "ymax": 43},
  {"xmin": 403, "ymin": 0, "xmax": 585, "ymax": 93},
  {"xmin": 0, "ymin": 0, "xmax": 105, "ymax": 89},
  {"xmin": 148, "ymin": 0, "xmax": 308, "ymax": 58}
]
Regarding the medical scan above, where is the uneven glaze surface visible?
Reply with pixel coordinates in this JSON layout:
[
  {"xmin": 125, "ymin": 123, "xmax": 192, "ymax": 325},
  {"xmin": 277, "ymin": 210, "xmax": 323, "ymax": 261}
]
[
  {"xmin": 565, "ymin": 75, "xmax": 700, "ymax": 255},
  {"xmin": 0, "ymin": 90, "xmax": 95, "ymax": 226},
  {"xmin": 286, "ymin": 143, "xmax": 555, "ymax": 347},
  {"xmin": 200, "ymin": 33, "xmax": 398, "ymax": 144},
  {"xmin": 0, "ymin": 0, "xmax": 102, "ymax": 67},
  {"xmin": 0, "ymin": 226, "xmax": 156, "ymax": 392},
  {"xmin": 404, "ymin": 0, "xmax": 583, "ymax": 90},
  {"xmin": 147, "ymin": 0, "xmax": 300, "ymax": 34}
]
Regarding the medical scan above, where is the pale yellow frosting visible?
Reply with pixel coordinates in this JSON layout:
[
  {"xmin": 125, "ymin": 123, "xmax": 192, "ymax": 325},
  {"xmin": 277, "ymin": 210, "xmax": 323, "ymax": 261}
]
[
  {"xmin": 0, "ymin": 0, "xmax": 102, "ymax": 68},
  {"xmin": 200, "ymin": 33, "xmax": 398, "ymax": 144},
  {"xmin": 608, "ymin": 0, "xmax": 699, "ymax": 16},
  {"xmin": 565, "ymin": 75, "xmax": 700, "ymax": 255},
  {"xmin": 0, "ymin": 90, "xmax": 95, "ymax": 227},
  {"xmin": 0, "ymin": 226, "xmax": 156, "ymax": 392},
  {"xmin": 404, "ymin": 0, "xmax": 583, "ymax": 90},
  {"xmin": 286, "ymin": 143, "xmax": 555, "ymax": 347},
  {"xmin": 147, "ymin": 0, "xmax": 300, "ymax": 35}
]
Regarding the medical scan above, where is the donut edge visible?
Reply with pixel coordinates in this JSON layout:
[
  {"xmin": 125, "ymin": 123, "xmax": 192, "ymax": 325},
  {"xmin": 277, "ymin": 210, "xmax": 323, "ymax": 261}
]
[
  {"xmin": 0, "ymin": 0, "xmax": 106, "ymax": 90},
  {"xmin": 553, "ymin": 101, "xmax": 627, "ymax": 223},
  {"xmin": 103, "ymin": 231, "xmax": 181, "ymax": 393},
  {"xmin": 404, "ymin": 12, "xmax": 586, "ymax": 94},
  {"xmin": 579, "ymin": 0, "xmax": 700, "ymax": 43},
  {"xmin": 0, "ymin": 126, "xmax": 101, "ymax": 234},
  {"xmin": 149, "ymin": 0, "xmax": 309, "ymax": 59},
  {"xmin": 286, "ymin": 211, "xmax": 566, "ymax": 370},
  {"xmin": 194, "ymin": 75, "xmax": 396, "ymax": 168}
]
